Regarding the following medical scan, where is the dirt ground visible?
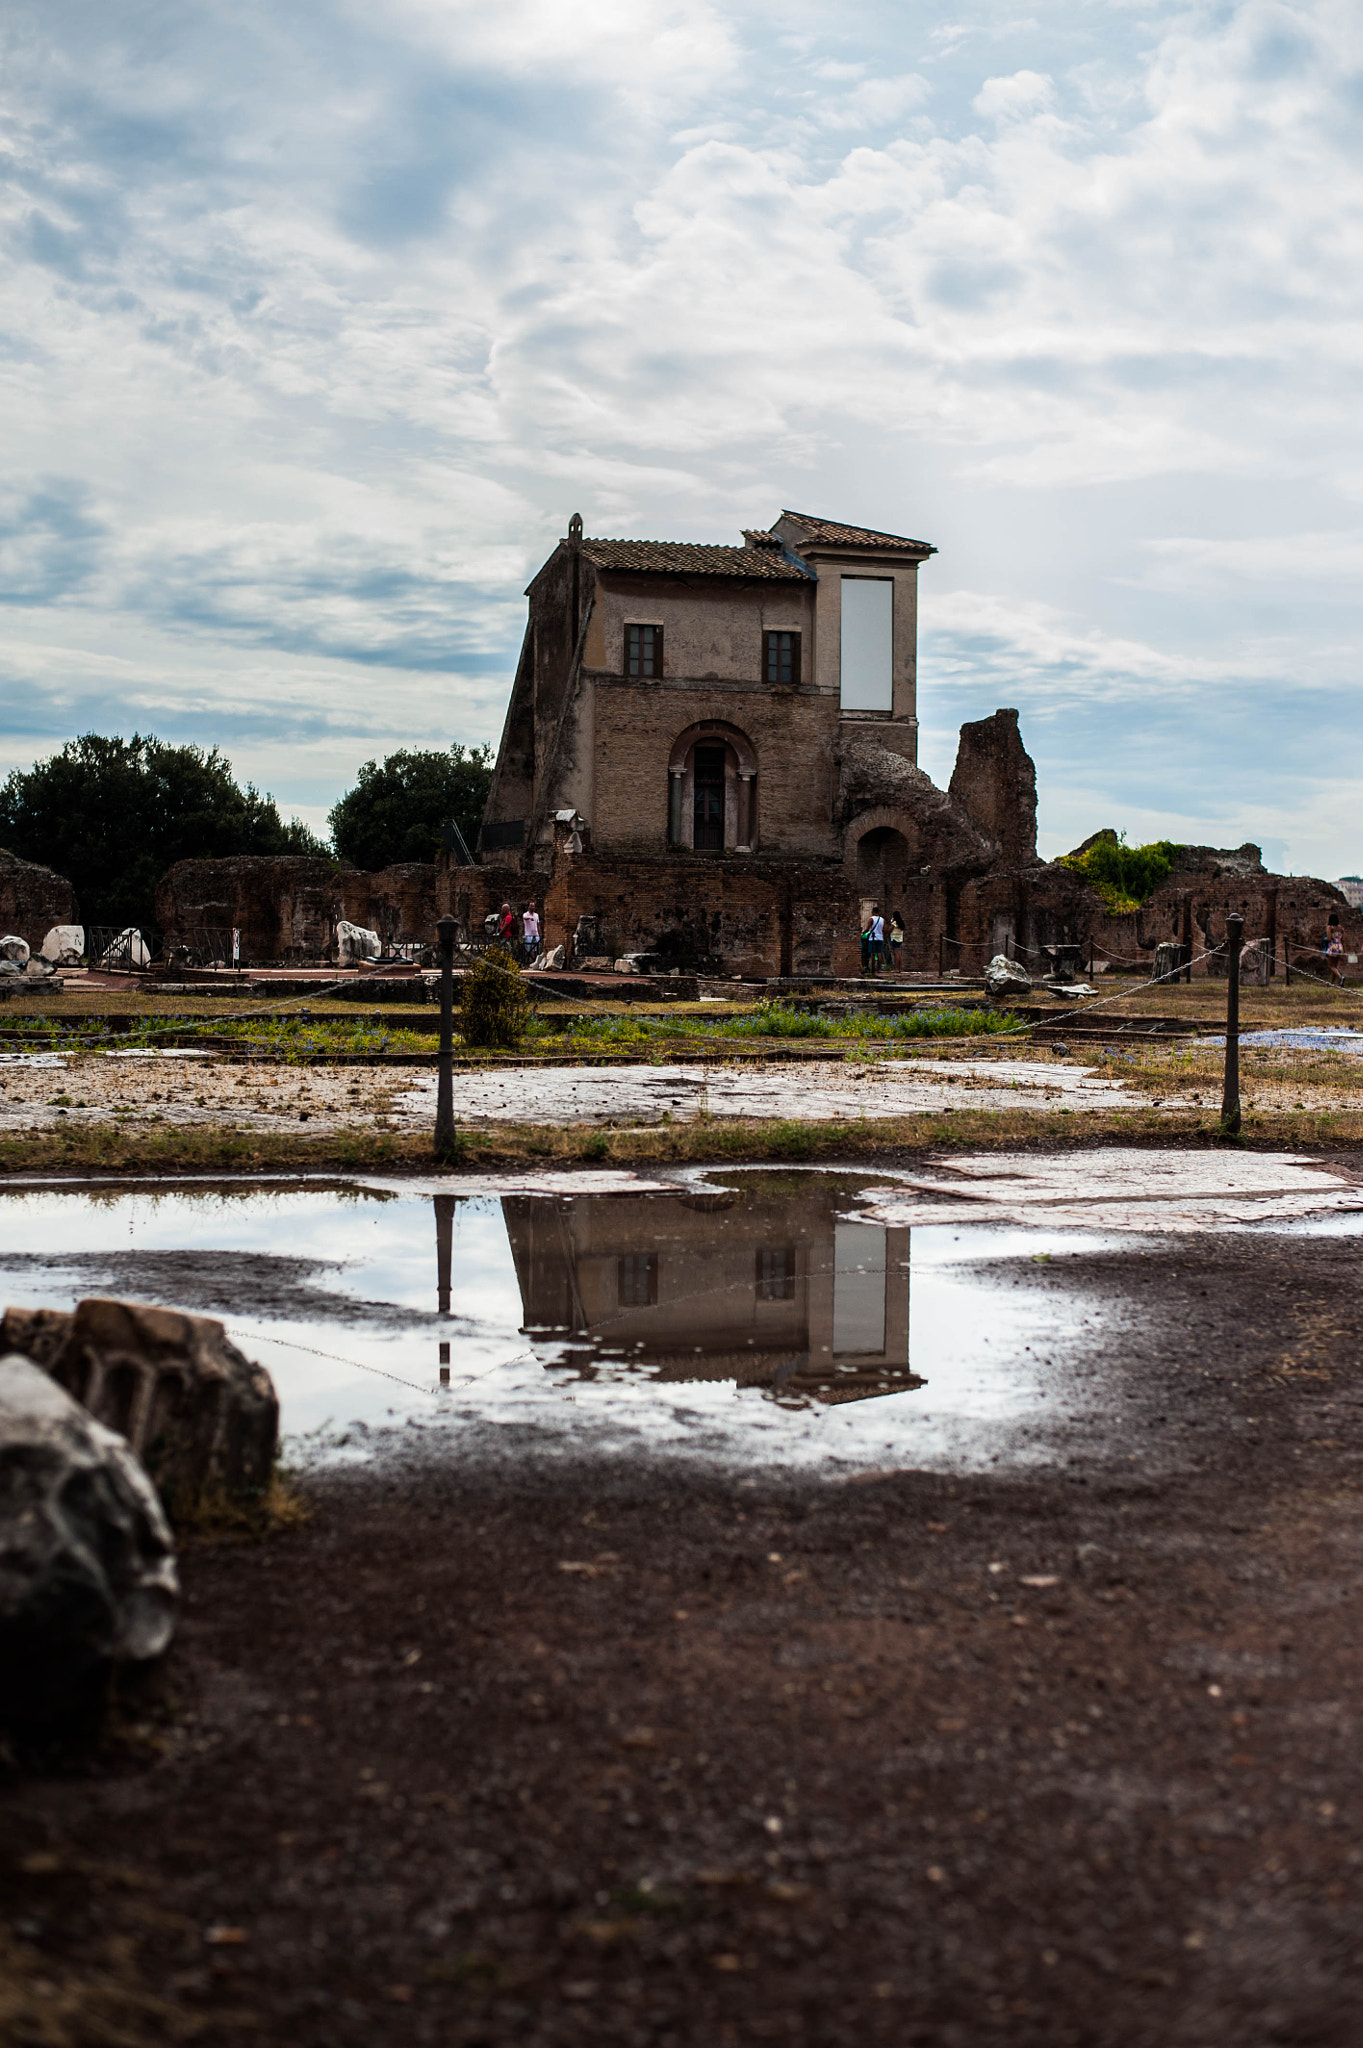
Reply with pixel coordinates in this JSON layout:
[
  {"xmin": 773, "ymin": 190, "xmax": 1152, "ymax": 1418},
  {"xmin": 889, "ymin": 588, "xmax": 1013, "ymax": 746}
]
[
  {"xmin": 7, "ymin": 1215, "xmax": 1363, "ymax": 2045},
  {"xmin": 4, "ymin": 1041, "xmax": 1363, "ymax": 1142}
]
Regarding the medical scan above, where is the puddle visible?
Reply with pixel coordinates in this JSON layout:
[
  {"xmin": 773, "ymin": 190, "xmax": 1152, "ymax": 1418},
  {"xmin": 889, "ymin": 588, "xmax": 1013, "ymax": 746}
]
[
  {"xmin": 0, "ymin": 1152, "xmax": 1358, "ymax": 1477},
  {"xmin": 1195, "ymin": 1027, "xmax": 1363, "ymax": 1053}
]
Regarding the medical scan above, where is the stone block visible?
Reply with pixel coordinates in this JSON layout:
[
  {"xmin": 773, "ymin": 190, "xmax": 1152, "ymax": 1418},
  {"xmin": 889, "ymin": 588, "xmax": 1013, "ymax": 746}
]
[
  {"xmin": 983, "ymin": 953, "xmax": 1031, "ymax": 999},
  {"xmin": 0, "ymin": 1299, "xmax": 279, "ymax": 1516},
  {"xmin": 41, "ymin": 924, "xmax": 85, "ymax": 964},
  {"xmin": 0, "ymin": 1357, "xmax": 178, "ymax": 1722},
  {"xmin": 335, "ymin": 919, "xmax": 381, "ymax": 965}
]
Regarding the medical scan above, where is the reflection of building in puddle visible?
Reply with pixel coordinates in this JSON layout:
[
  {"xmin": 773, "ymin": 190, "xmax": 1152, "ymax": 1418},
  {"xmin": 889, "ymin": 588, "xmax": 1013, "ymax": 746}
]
[{"xmin": 500, "ymin": 1184, "xmax": 922, "ymax": 1406}]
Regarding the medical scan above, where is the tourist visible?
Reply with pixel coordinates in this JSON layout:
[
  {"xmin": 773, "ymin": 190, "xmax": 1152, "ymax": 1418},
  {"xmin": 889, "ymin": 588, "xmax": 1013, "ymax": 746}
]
[
  {"xmin": 860, "ymin": 914, "xmax": 872, "ymax": 974},
  {"xmin": 498, "ymin": 901, "xmax": 517, "ymax": 951},
  {"xmin": 888, "ymin": 910, "xmax": 904, "ymax": 975},
  {"xmin": 522, "ymin": 901, "xmax": 541, "ymax": 963},
  {"xmin": 1324, "ymin": 912, "xmax": 1346, "ymax": 985},
  {"xmin": 869, "ymin": 905, "xmax": 885, "ymax": 973}
]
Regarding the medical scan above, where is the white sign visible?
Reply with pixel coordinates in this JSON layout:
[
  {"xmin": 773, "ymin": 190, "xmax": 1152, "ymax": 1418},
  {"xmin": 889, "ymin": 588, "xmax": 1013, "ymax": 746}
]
[{"xmin": 840, "ymin": 577, "xmax": 893, "ymax": 712}]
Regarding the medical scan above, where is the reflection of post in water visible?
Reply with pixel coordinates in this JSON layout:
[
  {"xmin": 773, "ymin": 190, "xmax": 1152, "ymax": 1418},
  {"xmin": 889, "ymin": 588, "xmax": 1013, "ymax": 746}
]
[
  {"xmin": 500, "ymin": 1183, "xmax": 920, "ymax": 1406},
  {"xmin": 434, "ymin": 1193, "xmax": 455, "ymax": 1383}
]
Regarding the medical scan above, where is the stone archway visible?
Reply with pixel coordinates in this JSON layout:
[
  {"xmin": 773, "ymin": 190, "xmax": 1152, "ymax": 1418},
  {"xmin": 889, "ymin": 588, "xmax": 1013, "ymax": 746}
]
[
  {"xmin": 845, "ymin": 810, "xmax": 931, "ymax": 970},
  {"xmin": 667, "ymin": 722, "xmax": 758, "ymax": 852},
  {"xmin": 855, "ymin": 825, "xmax": 912, "ymax": 908}
]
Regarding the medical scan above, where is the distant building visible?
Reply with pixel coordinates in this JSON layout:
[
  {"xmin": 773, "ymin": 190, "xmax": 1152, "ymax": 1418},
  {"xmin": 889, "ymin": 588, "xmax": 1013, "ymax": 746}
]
[{"xmin": 1338, "ymin": 876, "xmax": 1363, "ymax": 910}]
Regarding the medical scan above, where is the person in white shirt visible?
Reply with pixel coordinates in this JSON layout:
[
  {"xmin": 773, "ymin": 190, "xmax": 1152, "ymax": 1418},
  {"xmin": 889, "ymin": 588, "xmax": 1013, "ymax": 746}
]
[
  {"xmin": 521, "ymin": 903, "xmax": 541, "ymax": 963},
  {"xmin": 869, "ymin": 907, "xmax": 885, "ymax": 973}
]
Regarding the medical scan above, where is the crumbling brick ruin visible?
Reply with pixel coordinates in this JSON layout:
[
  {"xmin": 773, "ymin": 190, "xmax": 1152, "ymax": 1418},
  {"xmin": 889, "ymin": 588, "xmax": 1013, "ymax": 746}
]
[
  {"xmin": 155, "ymin": 855, "xmax": 438, "ymax": 964},
  {"xmin": 0, "ymin": 846, "xmax": 79, "ymax": 950},
  {"xmin": 61, "ymin": 505, "xmax": 1344, "ymax": 981},
  {"xmin": 438, "ymin": 509, "xmax": 1363, "ymax": 979}
]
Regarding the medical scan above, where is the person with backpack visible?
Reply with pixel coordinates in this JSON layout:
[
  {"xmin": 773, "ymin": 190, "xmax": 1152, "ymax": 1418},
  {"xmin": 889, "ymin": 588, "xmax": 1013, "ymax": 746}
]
[{"xmin": 868, "ymin": 905, "xmax": 885, "ymax": 973}]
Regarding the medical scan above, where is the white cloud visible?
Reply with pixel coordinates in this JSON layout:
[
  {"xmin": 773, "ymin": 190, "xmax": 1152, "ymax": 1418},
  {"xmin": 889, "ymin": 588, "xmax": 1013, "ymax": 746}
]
[
  {"xmin": 971, "ymin": 69, "xmax": 1056, "ymax": 120},
  {"xmin": 1, "ymin": 0, "xmax": 1363, "ymax": 869}
]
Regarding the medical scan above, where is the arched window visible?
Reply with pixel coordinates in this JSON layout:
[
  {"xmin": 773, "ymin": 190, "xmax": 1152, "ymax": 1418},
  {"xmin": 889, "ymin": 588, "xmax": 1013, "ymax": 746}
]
[{"xmin": 666, "ymin": 724, "xmax": 758, "ymax": 852}]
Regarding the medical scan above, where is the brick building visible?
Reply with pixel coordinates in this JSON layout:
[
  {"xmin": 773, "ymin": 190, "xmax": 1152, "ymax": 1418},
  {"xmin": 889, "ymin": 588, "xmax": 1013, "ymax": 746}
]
[
  {"xmin": 466, "ymin": 510, "xmax": 1035, "ymax": 975},
  {"xmin": 151, "ymin": 506, "xmax": 1363, "ymax": 980}
]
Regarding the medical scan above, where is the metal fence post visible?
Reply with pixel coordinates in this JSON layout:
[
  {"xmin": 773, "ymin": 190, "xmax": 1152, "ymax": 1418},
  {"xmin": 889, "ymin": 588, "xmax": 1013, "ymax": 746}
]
[
  {"xmin": 1220, "ymin": 913, "xmax": 1243, "ymax": 1137},
  {"xmin": 435, "ymin": 913, "xmax": 457, "ymax": 1162}
]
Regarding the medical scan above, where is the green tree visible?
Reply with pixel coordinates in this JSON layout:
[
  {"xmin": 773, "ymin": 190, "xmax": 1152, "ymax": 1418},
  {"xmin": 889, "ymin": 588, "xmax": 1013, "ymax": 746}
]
[
  {"xmin": 0, "ymin": 732, "xmax": 327, "ymax": 932},
  {"xmin": 328, "ymin": 745, "xmax": 493, "ymax": 870}
]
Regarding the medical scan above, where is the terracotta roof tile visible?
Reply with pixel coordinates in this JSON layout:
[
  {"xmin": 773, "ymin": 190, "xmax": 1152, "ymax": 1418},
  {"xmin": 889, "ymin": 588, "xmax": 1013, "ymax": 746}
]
[
  {"xmin": 778, "ymin": 510, "xmax": 936, "ymax": 555},
  {"xmin": 580, "ymin": 538, "xmax": 813, "ymax": 581}
]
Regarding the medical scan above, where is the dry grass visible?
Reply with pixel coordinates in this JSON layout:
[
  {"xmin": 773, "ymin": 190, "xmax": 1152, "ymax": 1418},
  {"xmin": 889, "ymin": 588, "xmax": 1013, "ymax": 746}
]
[
  {"xmin": 3, "ymin": 1100, "xmax": 1363, "ymax": 1179},
  {"xmin": 0, "ymin": 1920, "xmax": 208, "ymax": 2046},
  {"xmin": 172, "ymin": 1469, "xmax": 312, "ymax": 1543}
]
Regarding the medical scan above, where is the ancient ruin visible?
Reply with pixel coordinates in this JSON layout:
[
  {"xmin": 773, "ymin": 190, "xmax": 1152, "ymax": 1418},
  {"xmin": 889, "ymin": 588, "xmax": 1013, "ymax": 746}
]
[
  {"xmin": 154, "ymin": 854, "xmax": 437, "ymax": 964},
  {"xmin": 0, "ymin": 845, "xmax": 79, "ymax": 952},
  {"xmin": 447, "ymin": 512, "xmax": 1362, "ymax": 977},
  {"xmin": 0, "ymin": 1299, "xmax": 278, "ymax": 1515},
  {"xmin": 18, "ymin": 509, "xmax": 1353, "ymax": 981}
]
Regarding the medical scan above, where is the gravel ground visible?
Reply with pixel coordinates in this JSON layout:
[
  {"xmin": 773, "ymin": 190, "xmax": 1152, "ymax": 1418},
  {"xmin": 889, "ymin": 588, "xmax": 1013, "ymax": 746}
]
[{"xmin": 0, "ymin": 1051, "xmax": 1149, "ymax": 1134}]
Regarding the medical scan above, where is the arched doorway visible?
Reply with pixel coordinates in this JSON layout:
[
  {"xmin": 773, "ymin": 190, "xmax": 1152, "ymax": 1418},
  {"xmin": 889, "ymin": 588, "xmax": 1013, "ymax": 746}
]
[
  {"xmin": 667, "ymin": 724, "xmax": 758, "ymax": 852},
  {"xmin": 855, "ymin": 825, "xmax": 911, "ymax": 908}
]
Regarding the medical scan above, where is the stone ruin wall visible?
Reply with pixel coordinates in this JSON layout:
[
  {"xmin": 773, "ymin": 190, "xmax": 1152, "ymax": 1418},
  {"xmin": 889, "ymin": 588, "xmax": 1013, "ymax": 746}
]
[
  {"xmin": 143, "ymin": 715, "xmax": 1363, "ymax": 981},
  {"xmin": 0, "ymin": 847, "xmax": 80, "ymax": 951},
  {"xmin": 957, "ymin": 848, "xmax": 1363, "ymax": 983},
  {"xmin": 155, "ymin": 856, "xmax": 438, "ymax": 965}
]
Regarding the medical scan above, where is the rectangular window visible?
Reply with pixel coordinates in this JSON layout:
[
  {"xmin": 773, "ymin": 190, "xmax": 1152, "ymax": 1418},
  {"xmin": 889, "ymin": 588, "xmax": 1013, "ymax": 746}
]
[
  {"xmin": 756, "ymin": 1247, "xmax": 796, "ymax": 1301},
  {"xmin": 617, "ymin": 1253, "xmax": 658, "ymax": 1306},
  {"xmin": 763, "ymin": 630, "xmax": 801, "ymax": 687},
  {"xmin": 625, "ymin": 623, "xmax": 662, "ymax": 678},
  {"xmin": 833, "ymin": 1221, "xmax": 887, "ymax": 1354},
  {"xmin": 480, "ymin": 819, "xmax": 525, "ymax": 851},
  {"xmin": 839, "ymin": 578, "xmax": 893, "ymax": 712}
]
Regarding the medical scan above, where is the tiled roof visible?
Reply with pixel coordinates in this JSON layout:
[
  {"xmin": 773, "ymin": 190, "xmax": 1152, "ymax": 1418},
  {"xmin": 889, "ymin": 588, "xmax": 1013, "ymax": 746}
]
[
  {"xmin": 580, "ymin": 538, "xmax": 813, "ymax": 581},
  {"xmin": 779, "ymin": 510, "xmax": 936, "ymax": 555}
]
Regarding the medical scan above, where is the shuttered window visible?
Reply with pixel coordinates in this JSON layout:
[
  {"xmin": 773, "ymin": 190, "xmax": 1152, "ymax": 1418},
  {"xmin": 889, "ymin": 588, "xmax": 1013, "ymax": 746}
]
[
  {"xmin": 625, "ymin": 623, "xmax": 662, "ymax": 678},
  {"xmin": 763, "ymin": 630, "xmax": 800, "ymax": 686}
]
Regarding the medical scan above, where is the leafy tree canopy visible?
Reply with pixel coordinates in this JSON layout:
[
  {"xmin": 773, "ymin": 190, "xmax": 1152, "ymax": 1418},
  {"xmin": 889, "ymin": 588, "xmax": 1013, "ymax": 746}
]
[
  {"xmin": 328, "ymin": 745, "xmax": 493, "ymax": 871},
  {"xmin": 0, "ymin": 732, "xmax": 327, "ymax": 932},
  {"xmin": 1058, "ymin": 830, "xmax": 1180, "ymax": 914}
]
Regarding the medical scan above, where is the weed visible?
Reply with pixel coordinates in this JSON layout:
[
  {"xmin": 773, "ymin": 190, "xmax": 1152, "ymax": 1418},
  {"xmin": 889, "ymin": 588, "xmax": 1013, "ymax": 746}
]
[{"xmin": 460, "ymin": 947, "xmax": 531, "ymax": 1050}]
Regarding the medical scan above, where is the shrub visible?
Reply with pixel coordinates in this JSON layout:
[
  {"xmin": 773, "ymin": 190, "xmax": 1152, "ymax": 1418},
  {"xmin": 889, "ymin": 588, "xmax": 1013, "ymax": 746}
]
[
  {"xmin": 1058, "ymin": 830, "xmax": 1179, "ymax": 914},
  {"xmin": 459, "ymin": 946, "xmax": 530, "ymax": 1049}
]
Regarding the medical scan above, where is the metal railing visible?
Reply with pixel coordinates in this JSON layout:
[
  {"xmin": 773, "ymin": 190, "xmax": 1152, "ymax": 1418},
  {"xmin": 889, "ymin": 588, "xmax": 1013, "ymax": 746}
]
[{"xmin": 88, "ymin": 926, "xmax": 161, "ymax": 973}]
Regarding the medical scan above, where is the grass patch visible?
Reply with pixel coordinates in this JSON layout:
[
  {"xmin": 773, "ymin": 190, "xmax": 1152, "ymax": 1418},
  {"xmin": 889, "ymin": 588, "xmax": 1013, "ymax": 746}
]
[{"xmin": 546, "ymin": 1000, "xmax": 1020, "ymax": 1055}]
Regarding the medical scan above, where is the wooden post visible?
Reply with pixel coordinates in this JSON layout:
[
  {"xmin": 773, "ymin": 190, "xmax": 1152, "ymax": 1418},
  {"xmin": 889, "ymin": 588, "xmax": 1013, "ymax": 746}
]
[
  {"xmin": 1181, "ymin": 890, "xmax": 1193, "ymax": 983},
  {"xmin": 435, "ymin": 1193, "xmax": 454, "ymax": 1313},
  {"xmin": 1220, "ymin": 913, "xmax": 1243, "ymax": 1137},
  {"xmin": 435, "ymin": 1192, "xmax": 455, "ymax": 1382},
  {"xmin": 435, "ymin": 913, "xmax": 457, "ymax": 1161}
]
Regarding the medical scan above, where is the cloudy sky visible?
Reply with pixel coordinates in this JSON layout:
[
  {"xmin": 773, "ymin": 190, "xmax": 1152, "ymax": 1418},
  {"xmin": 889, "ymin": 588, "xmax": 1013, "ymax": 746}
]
[{"xmin": 3, "ymin": 0, "xmax": 1361, "ymax": 872}]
